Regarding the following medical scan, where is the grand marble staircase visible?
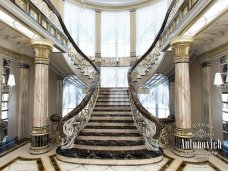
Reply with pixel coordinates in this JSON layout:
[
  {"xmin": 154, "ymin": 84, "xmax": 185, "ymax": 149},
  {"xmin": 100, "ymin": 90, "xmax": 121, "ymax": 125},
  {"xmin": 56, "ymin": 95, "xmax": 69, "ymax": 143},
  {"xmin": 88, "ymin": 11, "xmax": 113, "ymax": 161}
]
[{"xmin": 56, "ymin": 88, "xmax": 162, "ymax": 165}]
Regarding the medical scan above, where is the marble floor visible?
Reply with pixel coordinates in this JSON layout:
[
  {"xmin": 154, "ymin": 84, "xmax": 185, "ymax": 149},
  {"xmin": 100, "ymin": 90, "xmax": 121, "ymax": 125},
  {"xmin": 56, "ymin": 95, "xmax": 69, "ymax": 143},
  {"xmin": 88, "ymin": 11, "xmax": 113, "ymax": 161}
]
[{"xmin": 0, "ymin": 142, "xmax": 228, "ymax": 171}]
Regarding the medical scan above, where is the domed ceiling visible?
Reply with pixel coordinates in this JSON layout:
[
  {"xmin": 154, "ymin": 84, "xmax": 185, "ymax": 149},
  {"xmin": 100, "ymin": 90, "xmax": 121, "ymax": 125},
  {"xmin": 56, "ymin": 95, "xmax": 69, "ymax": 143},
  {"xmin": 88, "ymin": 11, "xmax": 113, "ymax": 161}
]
[{"xmin": 87, "ymin": 0, "xmax": 149, "ymax": 6}]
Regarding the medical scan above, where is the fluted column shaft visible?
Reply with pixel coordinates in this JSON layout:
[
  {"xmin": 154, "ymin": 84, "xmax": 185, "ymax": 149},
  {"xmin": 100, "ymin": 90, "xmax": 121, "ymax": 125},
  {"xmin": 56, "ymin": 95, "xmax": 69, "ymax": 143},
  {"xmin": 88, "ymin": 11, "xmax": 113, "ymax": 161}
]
[
  {"xmin": 171, "ymin": 37, "xmax": 193, "ymax": 157},
  {"xmin": 30, "ymin": 39, "xmax": 53, "ymax": 154},
  {"xmin": 17, "ymin": 64, "xmax": 29, "ymax": 140}
]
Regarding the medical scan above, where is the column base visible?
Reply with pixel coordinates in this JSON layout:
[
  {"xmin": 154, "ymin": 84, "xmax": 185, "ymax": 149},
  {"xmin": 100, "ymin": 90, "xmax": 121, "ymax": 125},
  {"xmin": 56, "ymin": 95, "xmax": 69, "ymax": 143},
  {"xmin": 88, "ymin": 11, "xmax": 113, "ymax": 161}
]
[
  {"xmin": 30, "ymin": 144, "xmax": 51, "ymax": 154},
  {"xmin": 30, "ymin": 126, "xmax": 50, "ymax": 154},
  {"xmin": 173, "ymin": 127, "xmax": 194, "ymax": 157}
]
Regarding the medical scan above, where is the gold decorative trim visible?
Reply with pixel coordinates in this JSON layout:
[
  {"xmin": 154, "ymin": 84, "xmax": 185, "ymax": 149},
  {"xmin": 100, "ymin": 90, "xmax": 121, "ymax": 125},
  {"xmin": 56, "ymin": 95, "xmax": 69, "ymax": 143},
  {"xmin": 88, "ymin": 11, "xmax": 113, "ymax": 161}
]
[
  {"xmin": 174, "ymin": 127, "xmax": 193, "ymax": 137},
  {"xmin": 199, "ymin": 42, "xmax": 228, "ymax": 63},
  {"xmin": 0, "ymin": 46, "xmax": 33, "ymax": 64},
  {"xmin": 171, "ymin": 36, "xmax": 193, "ymax": 63}
]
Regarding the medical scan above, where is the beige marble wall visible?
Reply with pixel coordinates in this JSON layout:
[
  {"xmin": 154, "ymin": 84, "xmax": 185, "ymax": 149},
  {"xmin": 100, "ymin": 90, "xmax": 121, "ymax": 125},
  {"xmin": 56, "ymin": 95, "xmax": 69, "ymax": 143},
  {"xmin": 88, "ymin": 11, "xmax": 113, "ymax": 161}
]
[
  {"xmin": 48, "ymin": 70, "xmax": 58, "ymax": 117},
  {"xmin": 210, "ymin": 58, "xmax": 223, "ymax": 141},
  {"xmin": 8, "ymin": 61, "xmax": 19, "ymax": 139},
  {"xmin": 189, "ymin": 57, "xmax": 203, "ymax": 125}
]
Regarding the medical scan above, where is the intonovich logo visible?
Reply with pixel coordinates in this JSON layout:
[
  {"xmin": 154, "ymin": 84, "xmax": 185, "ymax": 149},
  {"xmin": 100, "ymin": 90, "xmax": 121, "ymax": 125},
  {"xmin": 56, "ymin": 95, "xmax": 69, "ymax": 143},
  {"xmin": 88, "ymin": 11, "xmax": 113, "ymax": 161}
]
[{"xmin": 183, "ymin": 123, "xmax": 221, "ymax": 161}]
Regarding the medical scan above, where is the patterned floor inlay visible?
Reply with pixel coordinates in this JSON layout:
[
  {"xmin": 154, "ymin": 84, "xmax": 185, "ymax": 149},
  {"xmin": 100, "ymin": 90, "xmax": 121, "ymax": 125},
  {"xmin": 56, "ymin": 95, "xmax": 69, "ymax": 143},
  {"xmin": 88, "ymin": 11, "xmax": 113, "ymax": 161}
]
[
  {"xmin": 0, "ymin": 157, "xmax": 45, "ymax": 171},
  {"xmin": 176, "ymin": 161, "xmax": 220, "ymax": 171},
  {"xmin": 0, "ymin": 143, "xmax": 228, "ymax": 171},
  {"xmin": 50, "ymin": 155, "xmax": 61, "ymax": 171}
]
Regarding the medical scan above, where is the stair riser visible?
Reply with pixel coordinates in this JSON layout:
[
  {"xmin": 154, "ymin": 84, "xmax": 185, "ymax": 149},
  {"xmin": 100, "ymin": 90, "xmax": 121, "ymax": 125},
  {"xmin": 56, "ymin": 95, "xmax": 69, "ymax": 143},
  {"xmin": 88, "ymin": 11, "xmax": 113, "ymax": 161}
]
[
  {"xmin": 82, "ymin": 129, "xmax": 139, "ymax": 133},
  {"xmin": 87, "ymin": 123, "xmax": 135, "ymax": 126},
  {"xmin": 73, "ymin": 145, "xmax": 146, "ymax": 151},
  {"xmin": 90, "ymin": 116, "xmax": 133, "ymax": 120},
  {"xmin": 77, "ymin": 136, "xmax": 143, "ymax": 141},
  {"xmin": 93, "ymin": 111, "xmax": 132, "ymax": 115}
]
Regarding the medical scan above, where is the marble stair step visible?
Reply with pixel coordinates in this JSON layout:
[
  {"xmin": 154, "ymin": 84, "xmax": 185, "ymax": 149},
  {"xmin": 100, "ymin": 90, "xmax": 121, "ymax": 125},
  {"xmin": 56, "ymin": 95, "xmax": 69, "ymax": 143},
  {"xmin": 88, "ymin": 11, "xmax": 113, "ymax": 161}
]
[
  {"xmin": 89, "ymin": 119, "xmax": 133, "ymax": 123},
  {"xmin": 95, "ymin": 102, "xmax": 130, "ymax": 106},
  {"xmin": 92, "ymin": 114, "xmax": 132, "ymax": 117},
  {"xmin": 93, "ymin": 107, "xmax": 131, "ymax": 111},
  {"xmin": 97, "ymin": 99, "xmax": 129, "ymax": 102},
  {"xmin": 98, "ymin": 92, "xmax": 128, "ymax": 95},
  {"xmin": 98, "ymin": 94, "xmax": 128, "ymax": 97},
  {"xmin": 79, "ymin": 132, "xmax": 140, "ymax": 136},
  {"xmin": 92, "ymin": 111, "xmax": 132, "ymax": 115},
  {"xmin": 82, "ymin": 128, "xmax": 139, "ymax": 134},
  {"xmin": 73, "ymin": 144, "xmax": 146, "ymax": 151},
  {"xmin": 75, "ymin": 140, "xmax": 144, "ymax": 146},
  {"xmin": 85, "ymin": 126, "xmax": 137, "ymax": 129},
  {"xmin": 77, "ymin": 135, "xmax": 143, "ymax": 141},
  {"xmin": 86, "ymin": 122, "xmax": 135, "ymax": 127},
  {"xmin": 90, "ymin": 116, "xmax": 133, "ymax": 120},
  {"xmin": 99, "ymin": 89, "xmax": 128, "ymax": 91},
  {"xmin": 56, "ymin": 147, "xmax": 163, "ymax": 165}
]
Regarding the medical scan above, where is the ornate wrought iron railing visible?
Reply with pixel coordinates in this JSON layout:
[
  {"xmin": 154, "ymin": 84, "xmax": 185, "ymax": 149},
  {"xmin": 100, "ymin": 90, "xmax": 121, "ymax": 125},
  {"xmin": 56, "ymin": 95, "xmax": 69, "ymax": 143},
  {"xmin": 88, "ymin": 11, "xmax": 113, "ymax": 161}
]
[
  {"xmin": 128, "ymin": 0, "xmax": 178, "ymax": 151},
  {"xmin": 9, "ymin": 0, "xmax": 101, "ymax": 149},
  {"xmin": 41, "ymin": 0, "xmax": 100, "ymax": 149}
]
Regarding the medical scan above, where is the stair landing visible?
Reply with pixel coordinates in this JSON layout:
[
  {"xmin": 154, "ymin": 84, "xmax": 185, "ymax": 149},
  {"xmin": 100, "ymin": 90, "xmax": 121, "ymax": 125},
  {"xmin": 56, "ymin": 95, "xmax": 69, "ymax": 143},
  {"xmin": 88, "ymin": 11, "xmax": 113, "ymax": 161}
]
[{"xmin": 56, "ymin": 88, "xmax": 162, "ymax": 165}]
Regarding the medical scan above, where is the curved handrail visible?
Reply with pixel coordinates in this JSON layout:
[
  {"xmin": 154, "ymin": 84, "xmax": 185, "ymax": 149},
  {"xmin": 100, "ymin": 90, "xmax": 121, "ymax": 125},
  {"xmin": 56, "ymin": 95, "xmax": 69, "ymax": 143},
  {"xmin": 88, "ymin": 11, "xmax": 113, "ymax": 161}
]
[
  {"xmin": 42, "ymin": 0, "xmax": 100, "ymax": 137},
  {"xmin": 128, "ymin": 0, "xmax": 177, "ymax": 139}
]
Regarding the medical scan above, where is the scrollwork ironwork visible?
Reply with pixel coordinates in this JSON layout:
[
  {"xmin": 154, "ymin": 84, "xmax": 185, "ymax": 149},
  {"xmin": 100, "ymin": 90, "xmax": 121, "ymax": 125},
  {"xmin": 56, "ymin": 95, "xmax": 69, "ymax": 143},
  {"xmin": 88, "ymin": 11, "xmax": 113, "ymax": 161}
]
[{"xmin": 61, "ymin": 87, "xmax": 99, "ymax": 149}]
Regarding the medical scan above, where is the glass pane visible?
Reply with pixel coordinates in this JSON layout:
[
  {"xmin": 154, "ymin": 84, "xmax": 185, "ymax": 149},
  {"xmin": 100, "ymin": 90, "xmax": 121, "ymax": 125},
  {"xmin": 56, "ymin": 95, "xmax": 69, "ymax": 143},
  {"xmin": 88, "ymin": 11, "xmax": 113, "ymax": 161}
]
[
  {"xmin": 136, "ymin": 0, "xmax": 167, "ymax": 56},
  {"xmin": 2, "ymin": 111, "xmax": 8, "ymax": 119},
  {"xmin": 2, "ymin": 93, "xmax": 9, "ymax": 101},
  {"xmin": 64, "ymin": 0, "xmax": 95, "ymax": 56},
  {"xmin": 101, "ymin": 11, "xmax": 130, "ymax": 57}
]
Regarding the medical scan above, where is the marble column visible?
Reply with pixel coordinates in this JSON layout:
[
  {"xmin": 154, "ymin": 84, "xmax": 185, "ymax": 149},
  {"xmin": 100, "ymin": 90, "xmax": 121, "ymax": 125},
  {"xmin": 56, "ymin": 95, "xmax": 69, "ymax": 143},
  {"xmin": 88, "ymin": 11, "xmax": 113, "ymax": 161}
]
[
  {"xmin": 56, "ymin": 77, "xmax": 63, "ymax": 117},
  {"xmin": 30, "ymin": 39, "xmax": 53, "ymax": 154},
  {"xmin": 0, "ymin": 56, "xmax": 3, "ymax": 143},
  {"xmin": 171, "ymin": 36, "xmax": 193, "ymax": 157},
  {"xmin": 17, "ymin": 63, "xmax": 29, "ymax": 140},
  {"xmin": 130, "ymin": 10, "xmax": 136, "ymax": 66},
  {"xmin": 202, "ymin": 62, "xmax": 212, "ymax": 139},
  {"xmin": 95, "ymin": 11, "xmax": 101, "ymax": 68}
]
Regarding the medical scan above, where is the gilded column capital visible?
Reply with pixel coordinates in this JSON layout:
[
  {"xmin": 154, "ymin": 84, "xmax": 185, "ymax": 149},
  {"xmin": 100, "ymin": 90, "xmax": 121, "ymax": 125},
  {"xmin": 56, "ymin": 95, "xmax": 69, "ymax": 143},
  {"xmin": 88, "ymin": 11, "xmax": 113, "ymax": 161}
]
[
  {"xmin": 171, "ymin": 36, "xmax": 193, "ymax": 63},
  {"xmin": 31, "ymin": 39, "xmax": 53, "ymax": 63}
]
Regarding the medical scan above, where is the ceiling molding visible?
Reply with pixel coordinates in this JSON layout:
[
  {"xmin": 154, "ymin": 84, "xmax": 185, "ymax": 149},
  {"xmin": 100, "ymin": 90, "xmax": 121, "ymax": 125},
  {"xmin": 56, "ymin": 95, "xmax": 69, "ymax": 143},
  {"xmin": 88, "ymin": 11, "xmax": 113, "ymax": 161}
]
[
  {"xmin": 0, "ymin": 46, "xmax": 34, "ymax": 65},
  {"xmin": 198, "ymin": 42, "xmax": 228, "ymax": 63},
  {"xmin": 72, "ymin": 0, "xmax": 160, "ymax": 11}
]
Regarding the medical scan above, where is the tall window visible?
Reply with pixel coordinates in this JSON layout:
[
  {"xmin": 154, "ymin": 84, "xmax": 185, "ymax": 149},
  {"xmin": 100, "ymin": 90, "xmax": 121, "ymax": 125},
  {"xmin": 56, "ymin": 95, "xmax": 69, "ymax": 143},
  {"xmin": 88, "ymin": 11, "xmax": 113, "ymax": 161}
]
[
  {"xmin": 62, "ymin": 78, "xmax": 85, "ymax": 116},
  {"xmin": 139, "ymin": 80, "xmax": 170, "ymax": 118},
  {"xmin": 101, "ymin": 11, "xmax": 130, "ymax": 57},
  {"xmin": 136, "ymin": 0, "xmax": 167, "ymax": 56},
  {"xmin": 101, "ymin": 67, "xmax": 129, "ymax": 87},
  {"xmin": 64, "ymin": 0, "xmax": 95, "ymax": 56}
]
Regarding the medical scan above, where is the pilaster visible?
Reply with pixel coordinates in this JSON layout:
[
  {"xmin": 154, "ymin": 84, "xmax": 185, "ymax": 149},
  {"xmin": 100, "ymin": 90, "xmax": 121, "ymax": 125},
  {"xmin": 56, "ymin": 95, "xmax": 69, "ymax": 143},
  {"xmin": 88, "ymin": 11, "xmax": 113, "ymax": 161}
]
[{"xmin": 17, "ymin": 63, "xmax": 29, "ymax": 140}]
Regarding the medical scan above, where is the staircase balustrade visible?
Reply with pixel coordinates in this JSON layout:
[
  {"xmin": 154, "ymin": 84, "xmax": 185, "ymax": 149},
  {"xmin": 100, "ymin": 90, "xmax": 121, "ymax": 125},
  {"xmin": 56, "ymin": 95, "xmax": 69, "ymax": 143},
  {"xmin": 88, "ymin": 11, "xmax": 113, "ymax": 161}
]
[
  {"xmin": 128, "ymin": 0, "xmax": 179, "ymax": 151},
  {"xmin": 8, "ymin": 0, "xmax": 200, "ymax": 152}
]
